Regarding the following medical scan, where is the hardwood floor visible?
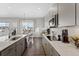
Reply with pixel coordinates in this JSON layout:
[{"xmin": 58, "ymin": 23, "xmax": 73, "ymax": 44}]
[{"xmin": 23, "ymin": 37, "xmax": 46, "ymax": 56}]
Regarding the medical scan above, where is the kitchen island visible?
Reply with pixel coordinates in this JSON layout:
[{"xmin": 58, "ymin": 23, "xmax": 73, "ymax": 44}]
[
  {"xmin": 42, "ymin": 34, "xmax": 79, "ymax": 56},
  {"xmin": 0, "ymin": 33, "xmax": 32, "ymax": 56}
]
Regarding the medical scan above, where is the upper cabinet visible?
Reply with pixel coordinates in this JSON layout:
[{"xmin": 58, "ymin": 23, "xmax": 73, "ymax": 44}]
[
  {"xmin": 77, "ymin": 3, "xmax": 79, "ymax": 25},
  {"xmin": 58, "ymin": 3, "xmax": 75, "ymax": 27},
  {"xmin": 48, "ymin": 4, "xmax": 57, "ymax": 19},
  {"xmin": 48, "ymin": 4, "xmax": 58, "ymax": 28}
]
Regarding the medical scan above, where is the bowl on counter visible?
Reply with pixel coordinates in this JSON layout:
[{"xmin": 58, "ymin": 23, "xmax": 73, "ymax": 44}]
[{"xmin": 70, "ymin": 36, "xmax": 79, "ymax": 48}]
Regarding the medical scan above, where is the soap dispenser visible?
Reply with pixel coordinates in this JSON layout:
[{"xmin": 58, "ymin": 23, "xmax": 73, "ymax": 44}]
[{"xmin": 58, "ymin": 35, "xmax": 61, "ymax": 41}]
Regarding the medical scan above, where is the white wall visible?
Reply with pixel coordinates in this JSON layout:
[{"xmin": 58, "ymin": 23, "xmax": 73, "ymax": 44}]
[
  {"xmin": 44, "ymin": 14, "xmax": 49, "ymax": 29},
  {"xmin": 33, "ymin": 17, "xmax": 44, "ymax": 37}
]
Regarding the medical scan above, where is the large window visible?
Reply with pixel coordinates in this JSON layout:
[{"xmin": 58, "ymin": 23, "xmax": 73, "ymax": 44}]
[
  {"xmin": 22, "ymin": 20, "xmax": 34, "ymax": 34},
  {"xmin": 22, "ymin": 21, "xmax": 33, "ymax": 29},
  {"xmin": 0, "ymin": 22, "xmax": 9, "ymax": 36},
  {"xmin": 0, "ymin": 23, "xmax": 9, "ymax": 27}
]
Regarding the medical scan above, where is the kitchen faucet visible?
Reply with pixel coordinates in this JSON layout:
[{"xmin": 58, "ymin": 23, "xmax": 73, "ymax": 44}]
[
  {"xmin": 6, "ymin": 27, "xmax": 10, "ymax": 38},
  {"xmin": 8, "ymin": 27, "xmax": 16, "ymax": 38}
]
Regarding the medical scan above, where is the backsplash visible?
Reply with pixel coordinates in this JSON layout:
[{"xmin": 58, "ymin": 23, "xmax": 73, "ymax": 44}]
[{"xmin": 50, "ymin": 26, "xmax": 79, "ymax": 39}]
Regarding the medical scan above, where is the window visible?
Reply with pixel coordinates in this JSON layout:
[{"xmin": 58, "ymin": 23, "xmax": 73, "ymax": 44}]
[
  {"xmin": 22, "ymin": 21, "xmax": 34, "ymax": 34},
  {"xmin": 22, "ymin": 22, "xmax": 33, "ymax": 29},
  {"xmin": 0, "ymin": 22, "xmax": 9, "ymax": 36},
  {"xmin": 0, "ymin": 23, "xmax": 9, "ymax": 27}
]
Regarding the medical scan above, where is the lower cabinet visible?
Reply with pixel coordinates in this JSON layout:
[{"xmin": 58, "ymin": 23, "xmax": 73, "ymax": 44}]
[
  {"xmin": 16, "ymin": 38, "xmax": 25, "ymax": 56},
  {"xmin": 49, "ymin": 44, "xmax": 60, "ymax": 56},
  {"xmin": 1, "ymin": 44, "xmax": 16, "ymax": 56},
  {"xmin": 16, "ymin": 41, "xmax": 23, "ymax": 56},
  {"xmin": 0, "ymin": 37, "xmax": 26, "ymax": 56},
  {"xmin": 42, "ymin": 36, "xmax": 60, "ymax": 56},
  {"xmin": 42, "ymin": 37, "xmax": 50, "ymax": 56},
  {"xmin": 21, "ymin": 38, "xmax": 25, "ymax": 54}
]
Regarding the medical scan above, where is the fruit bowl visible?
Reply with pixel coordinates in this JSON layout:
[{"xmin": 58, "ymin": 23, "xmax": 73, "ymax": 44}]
[{"xmin": 71, "ymin": 36, "xmax": 79, "ymax": 48}]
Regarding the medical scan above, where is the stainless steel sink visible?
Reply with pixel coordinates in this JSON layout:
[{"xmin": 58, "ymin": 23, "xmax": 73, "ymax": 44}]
[
  {"xmin": 10, "ymin": 36, "xmax": 20, "ymax": 40},
  {"xmin": 4, "ymin": 35, "xmax": 22, "ymax": 42},
  {"xmin": 9, "ymin": 35, "xmax": 21, "ymax": 41}
]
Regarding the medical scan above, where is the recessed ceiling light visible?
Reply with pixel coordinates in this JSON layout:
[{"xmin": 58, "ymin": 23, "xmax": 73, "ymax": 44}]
[
  {"xmin": 38, "ymin": 8, "xmax": 41, "ymax": 10},
  {"xmin": 8, "ymin": 6, "xmax": 12, "ymax": 9}
]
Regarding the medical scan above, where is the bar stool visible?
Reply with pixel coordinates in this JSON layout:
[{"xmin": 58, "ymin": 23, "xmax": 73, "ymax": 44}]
[
  {"xmin": 29, "ymin": 33, "xmax": 34, "ymax": 44},
  {"xmin": 26, "ymin": 33, "xmax": 34, "ymax": 47}
]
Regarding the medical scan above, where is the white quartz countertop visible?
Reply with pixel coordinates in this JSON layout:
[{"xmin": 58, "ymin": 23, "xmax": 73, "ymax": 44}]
[
  {"xmin": 0, "ymin": 41, "xmax": 14, "ymax": 52},
  {"xmin": 42, "ymin": 34, "xmax": 79, "ymax": 56},
  {"xmin": 0, "ymin": 34, "xmax": 30, "ymax": 52},
  {"xmin": 0, "ymin": 36, "xmax": 8, "ymax": 41}
]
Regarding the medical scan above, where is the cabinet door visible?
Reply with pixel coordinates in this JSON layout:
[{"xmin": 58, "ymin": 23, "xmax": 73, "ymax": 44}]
[
  {"xmin": 42, "ymin": 37, "xmax": 47, "ymax": 55},
  {"xmin": 1, "ymin": 44, "xmax": 16, "ymax": 56},
  {"xmin": 20, "ymin": 38, "xmax": 25, "ymax": 54},
  {"xmin": 16, "ymin": 40, "xmax": 22, "ymax": 56},
  {"xmin": 77, "ymin": 3, "xmax": 79, "ymax": 25},
  {"xmin": 46, "ymin": 41, "xmax": 51, "ymax": 56},
  {"xmin": 48, "ymin": 4, "xmax": 57, "ymax": 19},
  {"xmin": 16, "ymin": 38, "xmax": 25, "ymax": 56},
  {"xmin": 16, "ymin": 44, "xmax": 22, "ymax": 56},
  {"xmin": 49, "ymin": 46, "xmax": 60, "ymax": 56},
  {"xmin": 42, "ymin": 36, "xmax": 49, "ymax": 55},
  {"xmin": 58, "ymin": 3, "xmax": 75, "ymax": 27},
  {"xmin": 42, "ymin": 36, "xmax": 60, "ymax": 56},
  {"xmin": 42, "ymin": 36, "xmax": 52, "ymax": 56}
]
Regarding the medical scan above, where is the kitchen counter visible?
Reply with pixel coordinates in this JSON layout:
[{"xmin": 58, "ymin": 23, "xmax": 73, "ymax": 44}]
[
  {"xmin": 0, "ymin": 35, "xmax": 8, "ymax": 41},
  {"xmin": 0, "ymin": 33, "xmax": 32, "ymax": 52},
  {"xmin": 42, "ymin": 34, "xmax": 79, "ymax": 56}
]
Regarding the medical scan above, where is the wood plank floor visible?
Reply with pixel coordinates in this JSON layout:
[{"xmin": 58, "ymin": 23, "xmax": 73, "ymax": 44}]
[{"xmin": 23, "ymin": 37, "xmax": 46, "ymax": 56}]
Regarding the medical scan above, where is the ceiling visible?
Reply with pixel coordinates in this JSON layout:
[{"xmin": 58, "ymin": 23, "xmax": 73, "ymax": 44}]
[{"xmin": 0, "ymin": 3, "xmax": 57, "ymax": 18}]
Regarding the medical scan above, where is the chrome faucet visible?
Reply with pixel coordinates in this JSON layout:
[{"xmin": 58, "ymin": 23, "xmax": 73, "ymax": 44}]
[
  {"xmin": 6, "ymin": 27, "xmax": 11, "ymax": 38},
  {"xmin": 8, "ymin": 27, "xmax": 16, "ymax": 38}
]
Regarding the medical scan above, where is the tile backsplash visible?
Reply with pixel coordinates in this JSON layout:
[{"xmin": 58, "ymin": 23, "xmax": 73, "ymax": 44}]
[{"xmin": 50, "ymin": 26, "xmax": 79, "ymax": 39}]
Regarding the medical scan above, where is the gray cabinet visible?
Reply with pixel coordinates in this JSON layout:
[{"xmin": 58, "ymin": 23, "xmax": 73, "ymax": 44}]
[
  {"xmin": 0, "ymin": 37, "xmax": 26, "ymax": 56},
  {"xmin": 42, "ymin": 36, "xmax": 50, "ymax": 55},
  {"xmin": 44, "ymin": 40, "xmax": 50, "ymax": 56},
  {"xmin": 1, "ymin": 44, "xmax": 16, "ymax": 56},
  {"xmin": 42, "ymin": 37, "xmax": 47, "ymax": 55},
  {"xmin": 77, "ymin": 3, "xmax": 79, "ymax": 25},
  {"xmin": 49, "ymin": 43, "xmax": 60, "ymax": 56},
  {"xmin": 21, "ymin": 38, "xmax": 25, "ymax": 53},
  {"xmin": 58, "ymin": 3, "xmax": 75, "ymax": 27},
  {"xmin": 16, "ymin": 41, "xmax": 22, "ymax": 56},
  {"xmin": 42, "ymin": 36, "xmax": 60, "ymax": 56},
  {"xmin": 16, "ymin": 38, "xmax": 25, "ymax": 56}
]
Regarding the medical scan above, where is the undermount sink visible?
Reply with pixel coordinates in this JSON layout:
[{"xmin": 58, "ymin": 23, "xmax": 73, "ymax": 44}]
[
  {"xmin": 10, "ymin": 36, "xmax": 21, "ymax": 41},
  {"xmin": 0, "ymin": 34, "xmax": 27, "ymax": 42},
  {"xmin": 46, "ymin": 35, "xmax": 57, "ymax": 41},
  {"xmin": 0, "ymin": 35, "xmax": 22, "ymax": 42},
  {"xmin": 47, "ymin": 36, "xmax": 51, "ymax": 41},
  {"xmin": 8, "ymin": 35, "xmax": 22, "ymax": 41}
]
